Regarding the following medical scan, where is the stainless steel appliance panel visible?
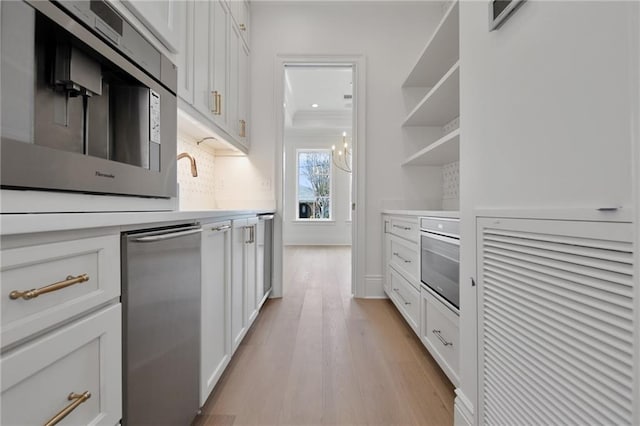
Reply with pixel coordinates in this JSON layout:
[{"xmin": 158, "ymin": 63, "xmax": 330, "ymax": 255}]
[
  {"xmin": 121, "ymin": 224, "xmax": 201, "ymax": 426},
  {"xmin": 420, "ymin": 233, "xmax": 460, "ymax": 309},
  {"xmin": 0, "ymin": 1, "xmax": 177, "ymax": 198},
  {"xmin": 420, "ymin": 217, "xmax": 460, "ymax": 238}
]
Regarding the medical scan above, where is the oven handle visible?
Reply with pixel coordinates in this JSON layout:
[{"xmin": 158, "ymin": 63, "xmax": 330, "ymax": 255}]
[{"xmin": 421, "ymin": 231, "xmax": 460, "ymax": 246}]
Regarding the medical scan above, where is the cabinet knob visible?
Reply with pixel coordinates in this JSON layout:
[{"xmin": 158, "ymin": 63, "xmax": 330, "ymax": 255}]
[{"xmin": 239, "ymin": 23, "xmax": 247, "ymax": 31}]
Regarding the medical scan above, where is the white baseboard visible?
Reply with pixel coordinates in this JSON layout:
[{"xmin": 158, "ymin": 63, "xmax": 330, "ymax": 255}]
[
  {"xmin": 454, "ymin": 389, "xmax": 475, "ymax": 426},
  {"xmin": 364, "ymin": 275, "xmax": 384, "ymax": 298}
]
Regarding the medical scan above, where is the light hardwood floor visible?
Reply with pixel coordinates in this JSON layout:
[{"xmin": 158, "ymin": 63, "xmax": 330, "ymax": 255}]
[{"xmin": 195, "ymin": 246, "xmax": 455, "ymax": 426}]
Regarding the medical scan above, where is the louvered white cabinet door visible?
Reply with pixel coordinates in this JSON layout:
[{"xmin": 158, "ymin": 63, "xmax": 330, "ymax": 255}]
[{"xmin": 477, "ymin": 218, "xmax": 635, "ymax": 425}]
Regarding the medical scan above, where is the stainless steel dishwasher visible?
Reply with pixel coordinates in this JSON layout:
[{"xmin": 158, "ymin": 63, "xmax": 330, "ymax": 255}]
[{"xmin": 121, "ymin": 223, "xmax": 202, "ymax": 426}]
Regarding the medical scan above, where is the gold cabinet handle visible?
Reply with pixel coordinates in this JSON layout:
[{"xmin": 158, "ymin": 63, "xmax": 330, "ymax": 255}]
[
  {"xmin": 216, "ymin": 93, "xmax": 222, "ymax": 116},
  {"xmin": 210, "ymin": 91, "xmax": 218, "ymax": 114},
  {"xmin": 10, "ymin": 274, "xmax": 89, "ymax": 300},
  {"xmin": 44, "ymin": 391, "xmax": 91, "ymax": 426},
  {"xmin": 239, "ymin": 119, "xmax": 246, "ymax": 138},
  {"xmin": 239, "ymin": 23, "xmax": 246, "ymax": 31}
]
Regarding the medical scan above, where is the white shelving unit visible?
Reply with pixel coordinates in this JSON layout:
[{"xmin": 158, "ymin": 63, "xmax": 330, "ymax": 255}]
[
  {"xmin": 402, "ymin": 62, "xmax": 459, "ymax": 127},
  {"xmin": 402, "ymin": 129, "xmax": 459, "ymax": 166},
  {"xmin": 403, "ymin": 1, "xmax": 459, "ymax": 88},
  {"xmin": 402, "ymin": 1, "xmax": 460, "ymax": 167}
]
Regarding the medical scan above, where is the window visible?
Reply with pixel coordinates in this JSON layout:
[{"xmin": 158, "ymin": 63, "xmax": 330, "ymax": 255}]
[{"xmin": 296, "ymin": 150, "xmax": 331, "ymax": 220}]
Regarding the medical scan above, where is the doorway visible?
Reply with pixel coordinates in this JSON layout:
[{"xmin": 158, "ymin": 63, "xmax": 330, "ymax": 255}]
[{"xmin": 275, "ymin": 60, "xmax": 363, "ymax": 297}]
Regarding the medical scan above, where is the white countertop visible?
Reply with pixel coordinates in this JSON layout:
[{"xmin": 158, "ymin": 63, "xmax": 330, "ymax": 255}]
[
  {"xmin": 382, "ymin": 209, "xmax": 460, "ymax": 219},
  {"xmin": 1, "ymin": 209, "xmax": 274, "ymax": 236}
]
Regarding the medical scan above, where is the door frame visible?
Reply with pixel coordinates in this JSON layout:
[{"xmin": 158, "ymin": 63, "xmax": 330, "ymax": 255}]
[{"xmin": 272, "ymin": 54, "xmax": 366, "ymax": 298}]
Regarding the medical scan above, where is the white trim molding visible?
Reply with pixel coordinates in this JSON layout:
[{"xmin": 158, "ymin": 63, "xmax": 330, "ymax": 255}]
[
  {"xmin": 273, "ymin": 54, "xmax": 367, "ymax": 299},
  {"xmin": 454, "ymin": 389, "xmax": 475, "ymax": 426},
  {"xmin": 364, "ymin": 275, "xmax": 385, "ymax": 299}
]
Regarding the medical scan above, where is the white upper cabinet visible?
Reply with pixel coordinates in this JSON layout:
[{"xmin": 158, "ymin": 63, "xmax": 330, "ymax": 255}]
[
  {"xmin": 177, "ymin": 0, "xmax": 250, "ymax": 152},
  {"xmin": 229, "ymin": 0, "xmax": 250, "ymax": 48},
  {"xmin": 227, "ymin": 23, "xmax": 240, "ymax": 144},
  {"xmin": 238, "ymin": 40, "xmax": 250, "ymax": 146},
  {"xmin": 122, "ymin": 0, "xmax": 183, "ymax": 53},
  {"xmin": 192, "ymin": 0, "xmax": 229, "ymax": 126},
  {"xmin": 211, "ymin": 0, "xmax": 230, "ymax": 128},
  {"xmin": 176, "ymin": 1, "xmax": 194, "ymax": 104}
]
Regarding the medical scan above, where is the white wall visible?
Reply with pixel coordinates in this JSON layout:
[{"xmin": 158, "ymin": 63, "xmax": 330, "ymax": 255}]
[
  {"xmin": 249, "ymin": 0, "xmax": 444, "ymax": 296},
  {"xmin": 458, "ymin": 0, "xmax": 638, "ymax": 421},
  {"xmin": 283, "ymin": 129, "xmax": 352, "ymax": 245}
]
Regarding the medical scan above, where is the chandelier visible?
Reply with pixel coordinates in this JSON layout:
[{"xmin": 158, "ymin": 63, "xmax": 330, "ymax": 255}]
[{"xmin": 332, "ymin": 132, "xmax": 352, "ymax": 173}]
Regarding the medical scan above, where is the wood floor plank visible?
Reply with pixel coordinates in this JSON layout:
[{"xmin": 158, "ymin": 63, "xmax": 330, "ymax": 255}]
[{"xmin": 199, "ymin": 246, "xmax": 454, "ymax": 426}]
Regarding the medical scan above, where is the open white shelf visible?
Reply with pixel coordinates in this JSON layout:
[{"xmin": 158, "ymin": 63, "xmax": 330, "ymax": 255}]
[
  {"xmin": 402, "ymin": 129, "xmax": 460, "ymax": 166},
  {"xmin": 402, "ymin": 62, "xmax": 459, "ymax": 127},
  {"xmin": 403, "ymin": 1, "xmax": 459, "ymax": 88}
]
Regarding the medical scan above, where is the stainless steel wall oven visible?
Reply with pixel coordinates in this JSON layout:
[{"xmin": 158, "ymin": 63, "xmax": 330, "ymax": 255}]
[
  {"xmin": 1, "ymin": 0, "xmax": 177, "ymax": 198},
  {"xmin": 420, "ymin": 217, "xmax": 460, "ymax": 311}
]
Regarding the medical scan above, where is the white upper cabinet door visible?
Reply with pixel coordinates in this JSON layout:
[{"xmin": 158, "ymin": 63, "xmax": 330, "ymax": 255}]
[
  {"xmin": 122, "ymin": 1, "xmax": 183, "ymax": 53},
  {"xmin": 192, "ymin": 1, "xmax": 213, "ymax": 118},
  {"xmin": 227, "ymin": 23, "xmax": 241, "ymax": 144},
  {"xmin": 237, "ymin": 40, "xmax": 249, "ymax": 147},
  {"xmin": 211, "ymin": 0, "xmax": 229, "ymax": 129},
  {"xmin": 176, "ymin": 0, "xmax": 194, "ymax": 104},
  {"xmin": 229, "ymin": 1, "xmax": 250, "ymax": 48}
]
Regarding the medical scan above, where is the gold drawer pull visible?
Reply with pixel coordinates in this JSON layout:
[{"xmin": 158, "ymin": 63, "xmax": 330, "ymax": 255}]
[
  {"xmin": 10, "ymin": 274, "xmax": 90, "ymax": 300},
  {"xmin": 44, "ymin": 391, "xmax": 91, "ymax": 426},
  {"xmin": 210, "ymin": 90, "xmax": 219, "ymax": 114}
]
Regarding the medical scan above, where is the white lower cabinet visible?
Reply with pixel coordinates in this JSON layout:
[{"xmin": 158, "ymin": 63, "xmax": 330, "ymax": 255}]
[
  {"xmin": 421, "ymin": 288, "xmax": 459, "ymax": 386},
  {"xmin": 200, "ymin": 221, "xmax": 232, "ymax": 406},
  {"xmin": 388, "ymin": 266, "xmax": 420, "ymax": 333},
  {"xmin": 1, "ymin": 234, "xmax": 120, "ymax": 348},
  {"xmin": 245, "ymin": 217, "xmax": 258, "ymax": 325},
  {"xmin": 1, "ymin": 303, "xmax": 122, "ymax": 426},
  {"xmin": 383, "ymin": 213, "xmax": 460, "ymax": 387},
  {"xmin": 230, "ymin": 217, "xmax": 257, "ymax": 353}
]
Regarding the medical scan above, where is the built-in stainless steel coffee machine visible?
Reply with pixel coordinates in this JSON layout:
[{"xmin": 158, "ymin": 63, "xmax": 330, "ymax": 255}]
[{"xmin": 1, "ymin": 1, "xmax": 177, "ymax": 198}]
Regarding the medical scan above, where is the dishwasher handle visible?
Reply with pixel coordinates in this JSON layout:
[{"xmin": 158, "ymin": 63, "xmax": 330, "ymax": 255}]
[{"xmin": 133, "ymin": 227, "xmax": 202, "ymax": 243}]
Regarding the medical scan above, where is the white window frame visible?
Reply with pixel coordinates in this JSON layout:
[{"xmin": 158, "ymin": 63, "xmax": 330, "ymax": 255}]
[{"xmin": 295, "ymin": 148, "xmax": 333, "ymax": 221}]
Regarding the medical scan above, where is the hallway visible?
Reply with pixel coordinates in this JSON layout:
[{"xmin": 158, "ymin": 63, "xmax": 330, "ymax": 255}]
[{"xmin": 196, "ymin": 246, "xmax": 455, "ymax": 425}]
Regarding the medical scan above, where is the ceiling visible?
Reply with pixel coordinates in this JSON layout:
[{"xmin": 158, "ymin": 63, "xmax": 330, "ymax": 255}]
[{"xmin": 284, "ymin": 66, "xmax": 353, "ymax": 129}]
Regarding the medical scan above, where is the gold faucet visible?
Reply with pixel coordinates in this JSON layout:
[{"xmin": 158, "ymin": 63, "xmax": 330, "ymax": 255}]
[{"xmin": 177, "ymin": 152, "xmax": 198, "ymax": 177}]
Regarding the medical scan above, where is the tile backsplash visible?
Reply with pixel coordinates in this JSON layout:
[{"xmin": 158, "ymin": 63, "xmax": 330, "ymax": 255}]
[
  {"xmin": 177, "ymin": 137, "xmax": 217, "ymax": 210},
  {"xmin": 442, "ymin": 161, "xmax": 459, "ymax": 210}
]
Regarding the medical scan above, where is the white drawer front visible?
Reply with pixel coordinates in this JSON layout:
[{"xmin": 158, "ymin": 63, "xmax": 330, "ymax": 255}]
[
  {"xmin": 1, "ymin": 304, "xmax": 122, "ymax": 426},
  {"xmin": 389, "ymin": 266, "xmax": 420, "ymax": 333},
  {"xmin": 389, "ymin": 217, "xmax": 419, "ymax": 243},
  {"xmin": 422, "ymin": 288, "xmax": 459, "ymax": 385},
  {"xmin": 1, "ymin": 235, "xmax": 120, "ymax": 348},
  {"xmin": 389, "ymin": 235, "xmax": 419, "ymax": 287}
]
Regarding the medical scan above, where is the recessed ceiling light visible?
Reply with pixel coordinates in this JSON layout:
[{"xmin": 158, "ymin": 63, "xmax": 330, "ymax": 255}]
[{"xmin": 311, "ymin": 103, "xmax": 319, "ymax": 108}]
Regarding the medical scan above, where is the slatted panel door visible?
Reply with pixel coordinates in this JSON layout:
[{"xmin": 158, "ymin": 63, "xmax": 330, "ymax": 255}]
[{"xmin": 477, "ymin": 217, "xmax": 635, "ymax": 425}]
